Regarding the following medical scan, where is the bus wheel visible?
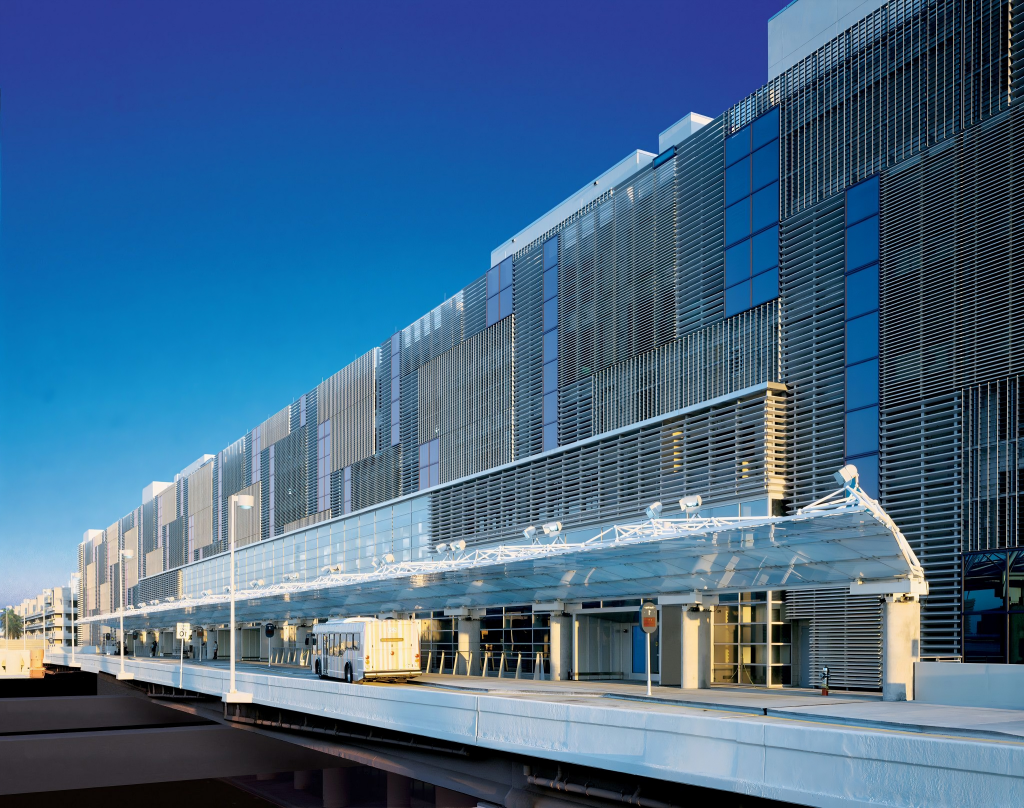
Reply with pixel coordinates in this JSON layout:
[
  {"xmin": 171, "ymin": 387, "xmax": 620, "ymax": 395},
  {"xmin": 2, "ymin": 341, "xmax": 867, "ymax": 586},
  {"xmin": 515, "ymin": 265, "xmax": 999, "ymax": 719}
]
[
  {"xmin": 344, "ymin": 662, "xmax": 353, "ymax": 684},
  {"xmin": 315, "ymin": 659, "xmax": 322, "ymax": 678}
]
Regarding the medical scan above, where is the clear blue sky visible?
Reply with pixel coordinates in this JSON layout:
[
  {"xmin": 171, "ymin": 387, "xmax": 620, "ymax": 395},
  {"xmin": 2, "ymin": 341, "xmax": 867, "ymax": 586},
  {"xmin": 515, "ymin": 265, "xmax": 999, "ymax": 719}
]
[{"xmin": 0, "ymin": 0, "xmax": 774, "ymax": 605}]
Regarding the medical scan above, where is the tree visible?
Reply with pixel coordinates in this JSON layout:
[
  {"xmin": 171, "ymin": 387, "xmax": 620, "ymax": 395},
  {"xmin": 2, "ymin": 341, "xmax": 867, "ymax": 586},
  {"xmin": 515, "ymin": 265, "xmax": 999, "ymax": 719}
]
[{"xmin": 1, "ymin": 608, "xmax": 23, "ymax": 640}]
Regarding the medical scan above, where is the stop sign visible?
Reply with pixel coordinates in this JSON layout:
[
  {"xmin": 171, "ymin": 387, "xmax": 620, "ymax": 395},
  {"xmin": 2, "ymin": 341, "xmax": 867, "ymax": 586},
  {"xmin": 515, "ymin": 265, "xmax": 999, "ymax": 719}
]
[{"xmin": 640, "ymin": 602, "xmax": 658, "ymax": 634}]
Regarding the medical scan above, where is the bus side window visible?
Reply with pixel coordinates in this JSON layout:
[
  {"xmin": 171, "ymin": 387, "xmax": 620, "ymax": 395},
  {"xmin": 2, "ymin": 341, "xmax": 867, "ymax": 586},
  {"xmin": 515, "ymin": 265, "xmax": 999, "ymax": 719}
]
[{"xmin": 353, "ymin": 631, "xmax": 360, "ymax": 651}]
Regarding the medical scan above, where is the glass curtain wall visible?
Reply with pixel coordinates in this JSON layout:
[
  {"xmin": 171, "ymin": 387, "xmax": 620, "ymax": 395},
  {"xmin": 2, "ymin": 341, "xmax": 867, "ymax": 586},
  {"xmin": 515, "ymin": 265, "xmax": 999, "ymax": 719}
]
[{"xmin": 963, "ymin": 550, "xmax": 1024, "ymax": 663}]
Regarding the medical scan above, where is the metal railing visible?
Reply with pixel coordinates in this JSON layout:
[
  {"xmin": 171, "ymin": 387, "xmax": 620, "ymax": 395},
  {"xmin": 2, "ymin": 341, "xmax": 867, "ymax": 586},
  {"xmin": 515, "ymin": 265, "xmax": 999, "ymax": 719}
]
[{"xmin": 422, "ymin": 650, "xmax": 549, "ymax": 680}]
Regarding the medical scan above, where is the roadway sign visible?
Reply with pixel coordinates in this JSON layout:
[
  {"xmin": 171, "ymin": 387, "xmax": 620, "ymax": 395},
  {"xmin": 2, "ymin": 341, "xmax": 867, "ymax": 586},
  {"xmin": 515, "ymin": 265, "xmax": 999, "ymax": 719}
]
[
  {"xmin": 640, "ymin": 602, "xmax": 658, "ymax": 634},
  {"xmin": 176, "ymin": 622, "xmax": 191, "ymax": 640}
]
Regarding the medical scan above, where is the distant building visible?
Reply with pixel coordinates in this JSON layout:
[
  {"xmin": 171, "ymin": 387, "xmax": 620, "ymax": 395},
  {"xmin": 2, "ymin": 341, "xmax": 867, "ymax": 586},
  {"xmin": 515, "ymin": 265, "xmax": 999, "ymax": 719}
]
[{"xmin": 15, "ymin": 585, "xmax": 78, "ymax": 647}]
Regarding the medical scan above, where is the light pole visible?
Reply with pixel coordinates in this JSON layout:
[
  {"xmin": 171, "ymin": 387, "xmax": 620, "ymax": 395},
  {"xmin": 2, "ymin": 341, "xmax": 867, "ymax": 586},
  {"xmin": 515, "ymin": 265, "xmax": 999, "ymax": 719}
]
[
  {"xmin": 225, "ymin": 493, "xmax": 254, "ymax": 703},
  {"xmin": 69, "ymin": 573, "xmax": 81, "ymax": 668},
  {"xmin": 117, "ymin": 548, "xmax": 135, "ymax": 680}
]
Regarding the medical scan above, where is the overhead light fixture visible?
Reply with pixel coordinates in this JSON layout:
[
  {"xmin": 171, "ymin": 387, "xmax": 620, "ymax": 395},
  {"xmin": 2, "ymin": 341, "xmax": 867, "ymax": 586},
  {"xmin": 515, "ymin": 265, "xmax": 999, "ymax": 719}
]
[
  {"xmin": 679, "ymin": 495, "xmax": 703, "ymax": 513},
  {"xmin": 200, "ymin": 590, "xmax": 210, "ymax": 597},
  {"xmin": 452, "ymin": 539, "xmax": 466, "ymax": 552},
  {"xmin": 383, "ymin": 553, "xmax": 395, "ymax": 564},
  {"xmin": 236, "ymin": 495, "xmax": 254, "ymax": 510},
  {"xmin": 435, "ymin": 543, "xmax": 448, "ymax": 554},
  {"xmin": 150, "ymin": 600, "xmax": 161, "ymax": 606},
  {"xmin": 223, "ymin": 586, "xmax": 231, "ymax": 594},
  {"xmin": 645, "ymin": 501, "xmax": 663, "ymax": 520},
  {"xmin": 542, "ymin": 522, "xmax": 562, "ymax": 536},
  {"xmin": 165, "ymin": 597, "xmax": 175, "ymax": 602},
  {"xmin": 331, "ymin": 564, "xmax": 343, "ymax": 573},
  {"xmin": 834, "ymin": 464, "xmax": 859, "ymax": 487},
  {"xmin": 283, "ymin": 573, "xmax": 300, "ymax": 582},
  {"xmin": 523, "ymin": 526, "xmax": 537, "ymax": 541}
]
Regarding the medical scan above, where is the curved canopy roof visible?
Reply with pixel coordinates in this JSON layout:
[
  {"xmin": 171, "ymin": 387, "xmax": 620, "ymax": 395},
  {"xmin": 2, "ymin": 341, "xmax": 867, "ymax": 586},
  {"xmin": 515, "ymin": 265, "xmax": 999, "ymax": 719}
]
[{"xmin": 86, "ymin": 484, "xmax": 926, "ymax": 628}]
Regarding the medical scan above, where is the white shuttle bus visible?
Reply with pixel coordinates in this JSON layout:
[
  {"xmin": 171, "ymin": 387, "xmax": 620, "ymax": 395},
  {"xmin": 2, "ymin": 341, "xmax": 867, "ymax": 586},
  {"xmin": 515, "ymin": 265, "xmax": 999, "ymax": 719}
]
[{"xmin": 311, "ymin": 617, "xmax": 422, "ymax": 683}]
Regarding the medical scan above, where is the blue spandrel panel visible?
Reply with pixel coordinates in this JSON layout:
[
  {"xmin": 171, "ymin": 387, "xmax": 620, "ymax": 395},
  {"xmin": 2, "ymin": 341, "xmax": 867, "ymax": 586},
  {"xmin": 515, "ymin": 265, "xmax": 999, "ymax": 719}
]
[
  {"xmin": 725, "ymin": 199, "xmax": 751, "ymax": 245},
  {"xmin": 846, "ymin": 265, "xmax": 879, "ymax": 318},
  {"xmin": 725, "ymin": 240, "xmax": 751, "ymax": 287},
  {"xmin": 751, "ymin": 183, "xmax": 779, "ymax": 232},
  {"xmin": 847, "ymin": 215, "xmax": 879, "ymax": 271},
  {"xmin": 726, "ymin": 126, "xmax": 751, "ymax": 166},
  {"xmin": 751, "ymin": 143, "xmax": 779, "ymax": 192},
  {"xmin": 543, "ymin": 329, "xmax": 558, "ymax": 364},
  {"xmin": 544, "ymin": 266, "xmax": 558, "ymax": 301},
  {"xmin": 725, "ymin": 281, "xmax": 750, "ymax": 317},
  {"xmin": 846, "ymin": 359, "xmax": 879, "ymax": 410},
  {"xmin": 543, "ymin": 296, "xmax": 558, "ymax": 333},
  {"xmin": 751, "ymin": 226, "xmax": 779, "ymax": 274},
  {"xmin": 846, "ymin": 406, "xmax": 879, "ymax": 456},
  {"xmin": 854, "ymin": 453, "xmax": 879, "ymax": 499},
  {"xmin": 543, "ymin": 359, "xmax": 557, "ymax": 394},
  {"xmin": 751, "ymin": 267, "xmax": 778, "ymax": 306},
  {"xmin": 544, "ymin": 236, "xmax": 559, "ymax": 270},
  {"xmin": 846, "ymin": 312, "xmax": 879, "ymax": 364},
  {"xmin": 726, "ymin": 157, "xmax": 750, "ymax": 205},
  {"xmin": 751, "ymin": 107, "xmax": 779, "ymax": 151},
  {"xmin": 846, "ymin": 175, "xmax": 879, "ymax": 225},
  {"xmin": 543, "ymin": 391, "xmax": 557, "ymax": 425}
]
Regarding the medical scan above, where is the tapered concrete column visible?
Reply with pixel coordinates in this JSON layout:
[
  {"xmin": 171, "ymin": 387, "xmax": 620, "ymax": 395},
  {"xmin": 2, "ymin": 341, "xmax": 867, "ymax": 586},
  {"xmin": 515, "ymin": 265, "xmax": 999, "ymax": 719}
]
[
  {"xmin": 681, "ymin": 606, "xmax": 711, "ymax": 689},
  {"xmin": 882, "ymin": 595, "xmax": 921, "ymax": 701},
  {"xmin": 323, "ymin": 767, "xmax": 351, "ymax": 808},
  {"xmin": 457, "ymin": 618, "xmax": 480, "ymax": 675},
  {"xmin": 549, "ymin": 615, "xmax": 573, "ymax": 681},
  {"xmin": 386, "ymin": 771, "xmax": 411, "ymax": 808},
  {"xmin": 294, "ymin": 770, "xmax": 312, "ymax": 790}
]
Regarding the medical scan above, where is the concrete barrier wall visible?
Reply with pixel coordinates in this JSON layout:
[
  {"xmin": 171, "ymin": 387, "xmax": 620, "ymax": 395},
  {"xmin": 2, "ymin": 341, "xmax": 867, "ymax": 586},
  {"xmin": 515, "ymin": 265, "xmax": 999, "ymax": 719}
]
[{"xmin": 916, "ymin": 662, "xmax": 1024, "ymax": 710}]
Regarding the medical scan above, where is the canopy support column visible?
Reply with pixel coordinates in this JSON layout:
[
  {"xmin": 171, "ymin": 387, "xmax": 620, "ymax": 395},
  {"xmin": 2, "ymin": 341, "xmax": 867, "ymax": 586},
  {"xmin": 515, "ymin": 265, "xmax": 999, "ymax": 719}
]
[{"xmin": 882, "ymin": 594, "xmax": 921, "ymax": 702}]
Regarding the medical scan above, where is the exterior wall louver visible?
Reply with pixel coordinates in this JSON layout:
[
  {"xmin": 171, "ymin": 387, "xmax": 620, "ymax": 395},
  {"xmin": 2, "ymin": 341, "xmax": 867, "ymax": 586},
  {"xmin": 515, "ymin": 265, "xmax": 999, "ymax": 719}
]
[
  {"xmin": 729, "ymin": 0, "xmax": 1012, "ymax": 219},
  {"xmin": 430, "ymin": 386, "xmax": 787, "ymax": 549},
  {"xmin": 417, "ymin": 316, "xmax": 515, "ymax": 484},
  {"xmin": 593, "ymin": 301, "xmax": 781, "ymax": 436}
]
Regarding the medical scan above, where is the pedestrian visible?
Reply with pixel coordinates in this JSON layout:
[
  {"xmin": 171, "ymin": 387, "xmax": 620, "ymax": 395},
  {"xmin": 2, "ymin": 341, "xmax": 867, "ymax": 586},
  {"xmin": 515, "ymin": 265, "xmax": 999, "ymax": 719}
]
[
  {"xmin": 212, "ymin": 639, "xmax": 218, "ymax": 660},
  {"xmin": 150, "ymin": 639, "xmax": 157, "ymax": 657},
  {"xmin": 201, "ymin": 640, "xmax": 207, "ymax": 661}
]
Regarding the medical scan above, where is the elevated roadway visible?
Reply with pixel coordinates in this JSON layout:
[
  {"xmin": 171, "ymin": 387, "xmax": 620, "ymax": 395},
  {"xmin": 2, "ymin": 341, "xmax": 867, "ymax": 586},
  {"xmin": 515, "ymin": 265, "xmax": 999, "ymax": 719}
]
[{"xmin": 56, "ymin": 649, "xmax": 1024, "ymax": 808}]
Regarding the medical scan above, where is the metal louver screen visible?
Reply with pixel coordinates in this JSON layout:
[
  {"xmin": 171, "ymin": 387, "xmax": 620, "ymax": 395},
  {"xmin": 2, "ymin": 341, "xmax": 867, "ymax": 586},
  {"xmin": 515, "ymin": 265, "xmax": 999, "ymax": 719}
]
[
  {"xmin": 417, "ymin": 315, "xmax": 515, "ymax": 484},
  {"xmin": 785, "ymin": 587, "xmax": 882, "ymax": 690},
  {"xmin": 781, "ymin": 194, "xmax": 846, "ymax": 508},
  {"xmin": 430, "ymin": 387, "xmax": 786, "ymax": 548},
  {"xmin": 676, "ymin": 115, "xmax": 726, "ymax": 336},
  {"xmin": 593, "ymin": 301, "xmax": 781, "ymax": 435},
  {"xmin": 963, "ymin": 376, "xmax": 1023, "ymax": 552},
  {"xmin": 728, "ymin": 0, "xmax": 1011, "ymax": 219}
]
